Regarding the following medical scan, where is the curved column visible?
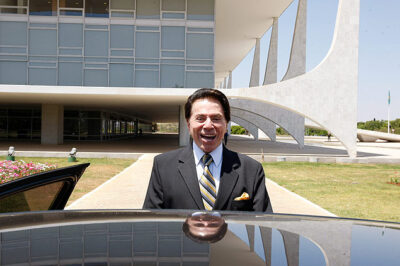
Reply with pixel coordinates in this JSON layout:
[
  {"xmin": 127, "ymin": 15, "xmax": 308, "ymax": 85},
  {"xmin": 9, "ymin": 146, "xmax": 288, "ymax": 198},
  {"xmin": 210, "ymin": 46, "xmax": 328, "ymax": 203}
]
[
  {"xmin": 231, "ymin": 115, "xmax": 259, "ymax": 140},
  {"xmin": 263, "ymin": 17, "xmax": 279, "ymax": 85},
  {"xmin": 249, "ymin": 38, "xmax": 261, "ymax": 87},
  {"xmin": 231, "ymin": 109, "xmax": 276, "ymax": 142},
  {"xmin": 282, "ymin": 0, "xmax": 307, "ymax": 81},
  {"xmin": 224, "ymin": 0, "xmax": 359, "ymax": 157},
  {"xmin": 231, "ymin": 99, "xmax": 305, "ymax": 147},
  {"xmin": 228, "ymin": 71, "xmax": 232, "ymax": 89}
]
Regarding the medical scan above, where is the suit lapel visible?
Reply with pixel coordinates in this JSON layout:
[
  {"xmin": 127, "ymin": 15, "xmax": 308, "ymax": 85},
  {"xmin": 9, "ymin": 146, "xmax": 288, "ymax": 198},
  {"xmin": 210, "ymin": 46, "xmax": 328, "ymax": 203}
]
[
  {"xmin": 214, "ymin": 147, "xmax": 239, "ymax": 210},
  {"xmin": 177, "ymin": 145, "xmax": 204, "ymax": 209}
]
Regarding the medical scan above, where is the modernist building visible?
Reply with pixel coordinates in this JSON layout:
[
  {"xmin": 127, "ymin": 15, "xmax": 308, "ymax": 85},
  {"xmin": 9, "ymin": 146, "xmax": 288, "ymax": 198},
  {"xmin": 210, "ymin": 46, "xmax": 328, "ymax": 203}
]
[{"xmin": 0, "ymin": 0, "xmax": 360, "ymax": 157}]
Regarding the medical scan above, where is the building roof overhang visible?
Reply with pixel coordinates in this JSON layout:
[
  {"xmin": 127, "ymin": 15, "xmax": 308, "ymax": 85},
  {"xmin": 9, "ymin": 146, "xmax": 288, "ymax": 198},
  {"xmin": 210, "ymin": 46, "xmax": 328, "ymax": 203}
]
[{"xmin": 214, "ymin": 0, "xmax": 293, "ymax": 86}]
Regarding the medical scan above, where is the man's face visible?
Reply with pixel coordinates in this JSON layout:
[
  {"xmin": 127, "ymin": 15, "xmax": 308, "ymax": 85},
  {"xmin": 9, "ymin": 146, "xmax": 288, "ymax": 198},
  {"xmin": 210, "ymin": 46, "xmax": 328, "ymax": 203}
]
[
  {"xmin": 186, "ymin": 214, "xmax": 225, "ymax": 237},
  {"xmin": 187, "ymin": 97, "xmax": 227, "ymax": 153}
]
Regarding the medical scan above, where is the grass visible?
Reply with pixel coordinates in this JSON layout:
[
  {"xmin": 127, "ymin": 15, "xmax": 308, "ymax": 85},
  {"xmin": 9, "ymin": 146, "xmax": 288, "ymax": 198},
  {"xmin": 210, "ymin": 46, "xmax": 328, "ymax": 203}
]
[
  {"xmin": 1, "ymin": 157, "xmax": 136, "ymax": 206},
  {"xmin": 263, "ymin": 162, "xmax": 400, "ymax": 222}
]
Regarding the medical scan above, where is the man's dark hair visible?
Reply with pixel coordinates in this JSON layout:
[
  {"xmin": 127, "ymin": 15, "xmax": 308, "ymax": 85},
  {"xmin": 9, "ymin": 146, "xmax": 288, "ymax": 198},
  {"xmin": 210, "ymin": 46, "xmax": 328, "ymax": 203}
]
[{"xmin": 184, "ymin": 88, "xmax": 231, "ymax": 122}]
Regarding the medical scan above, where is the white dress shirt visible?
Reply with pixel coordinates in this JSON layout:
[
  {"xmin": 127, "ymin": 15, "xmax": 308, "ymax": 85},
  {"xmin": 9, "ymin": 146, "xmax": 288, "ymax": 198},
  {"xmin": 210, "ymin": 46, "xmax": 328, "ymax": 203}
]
[{"xmin": 192, "ymin": 142, "xmax": 223, "ymax": 193}]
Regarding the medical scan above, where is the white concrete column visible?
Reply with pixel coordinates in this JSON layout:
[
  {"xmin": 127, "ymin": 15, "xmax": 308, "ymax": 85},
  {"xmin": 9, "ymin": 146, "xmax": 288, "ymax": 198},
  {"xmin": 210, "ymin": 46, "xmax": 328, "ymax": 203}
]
[
  {"xmin": 223, "ymin": 77, "xmax": 227, "ymax": 89},
  {"xmin": 282, "ymin": 0, "xmax": 307, "ymax": 81},
  {"xmin": 179, "ymin": 105, "xmax": 190, "ymax": 146},
  {"xmin": 231, "ymin": 116, "xmax": 259, "ymax": 140},
  {"xmin": 227, "ymin": 71, "xmax": 232, "ymax": 89},
  {"xmin": 249, "ymin": 38, "xmax": 260, "ymax": 87},
  {"xmin": 41, "ymin": 104, "xmax": 64, "ymax": 145},
  {"xmin": 263, "ymin": 17, "xmax": 279, "ymax": 85}
]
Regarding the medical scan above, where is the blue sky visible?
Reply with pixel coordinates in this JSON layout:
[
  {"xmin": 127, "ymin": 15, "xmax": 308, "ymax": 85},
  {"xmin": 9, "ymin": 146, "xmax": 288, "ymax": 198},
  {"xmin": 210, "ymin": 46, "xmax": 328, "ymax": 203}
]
[{"xmin": 231, "ymin": 0, "xmax": 400, "ymax": 122}]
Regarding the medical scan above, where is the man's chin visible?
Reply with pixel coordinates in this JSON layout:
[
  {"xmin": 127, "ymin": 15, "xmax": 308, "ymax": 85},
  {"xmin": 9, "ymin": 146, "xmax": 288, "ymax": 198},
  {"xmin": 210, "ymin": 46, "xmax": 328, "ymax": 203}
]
[{"xmin": 200, "ymin": 143, "xmax": 217, "ymax": 153}]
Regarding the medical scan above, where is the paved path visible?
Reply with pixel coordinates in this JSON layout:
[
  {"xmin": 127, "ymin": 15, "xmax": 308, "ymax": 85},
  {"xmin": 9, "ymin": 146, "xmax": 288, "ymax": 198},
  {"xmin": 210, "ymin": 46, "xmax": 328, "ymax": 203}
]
[
  {"xmin": 67, "ymin": 153, "xmax": 334, "ymax": 217},
  {"xmin": 67, "ymin": 154, "xmax": 156, "ymax": 210}
]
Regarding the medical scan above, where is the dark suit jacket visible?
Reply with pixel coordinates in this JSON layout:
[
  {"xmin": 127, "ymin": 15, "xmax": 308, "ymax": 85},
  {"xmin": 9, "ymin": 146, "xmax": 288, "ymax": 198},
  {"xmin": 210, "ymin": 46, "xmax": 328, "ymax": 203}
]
[{"xmin": 143, "ymin": 145, "xmax": 272, "ymax": 212}]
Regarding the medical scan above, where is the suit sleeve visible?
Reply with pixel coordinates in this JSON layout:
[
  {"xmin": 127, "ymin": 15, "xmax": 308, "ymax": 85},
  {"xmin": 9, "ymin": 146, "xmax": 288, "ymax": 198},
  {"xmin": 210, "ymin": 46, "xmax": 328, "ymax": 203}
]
[
  {"xmin": 253, "ymin": 162, "xmax": 273, "ymax": 213},
  {"xmin": 142, "ymin": 156, "xmax": 164, "ymax": 209}
]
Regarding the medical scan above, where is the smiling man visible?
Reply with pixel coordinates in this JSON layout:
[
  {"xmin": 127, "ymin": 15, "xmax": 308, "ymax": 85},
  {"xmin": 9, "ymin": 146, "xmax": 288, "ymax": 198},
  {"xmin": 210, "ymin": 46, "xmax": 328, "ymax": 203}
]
[{"xmin": 143, "ymin": 88, "xmax": 272, "ymax": 212}]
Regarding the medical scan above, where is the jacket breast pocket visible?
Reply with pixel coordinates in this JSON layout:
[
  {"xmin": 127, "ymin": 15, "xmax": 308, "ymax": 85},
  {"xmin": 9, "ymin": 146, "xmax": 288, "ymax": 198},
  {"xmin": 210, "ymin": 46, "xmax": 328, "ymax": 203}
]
[{"xmin": 231, "ymin": 199, "xmax": 252, "ymax": 211}]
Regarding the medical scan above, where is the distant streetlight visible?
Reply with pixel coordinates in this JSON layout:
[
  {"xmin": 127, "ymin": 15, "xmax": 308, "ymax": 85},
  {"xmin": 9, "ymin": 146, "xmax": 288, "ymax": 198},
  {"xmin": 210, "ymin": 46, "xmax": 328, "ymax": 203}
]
[
  {"xmin": 68, "ymin": 148, "xmax": 77, "ymax": 162},
  {"xmin": 7, "ymin": 146, "xmax": 15, "ymax": 161}
]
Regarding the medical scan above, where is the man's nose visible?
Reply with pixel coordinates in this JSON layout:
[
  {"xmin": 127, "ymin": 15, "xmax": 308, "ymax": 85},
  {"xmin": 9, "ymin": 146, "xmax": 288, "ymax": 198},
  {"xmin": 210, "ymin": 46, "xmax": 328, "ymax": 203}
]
[{"xmin": 204, "ymin": 117, "xmax": 213, "ymax": 128}]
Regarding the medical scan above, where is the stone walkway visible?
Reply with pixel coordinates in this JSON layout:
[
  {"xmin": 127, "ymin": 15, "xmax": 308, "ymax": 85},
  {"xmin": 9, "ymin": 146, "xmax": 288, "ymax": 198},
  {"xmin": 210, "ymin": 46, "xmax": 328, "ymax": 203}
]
[{"xmin": 67, "ymin": 153, "xmax": 335, "ymax": 217}]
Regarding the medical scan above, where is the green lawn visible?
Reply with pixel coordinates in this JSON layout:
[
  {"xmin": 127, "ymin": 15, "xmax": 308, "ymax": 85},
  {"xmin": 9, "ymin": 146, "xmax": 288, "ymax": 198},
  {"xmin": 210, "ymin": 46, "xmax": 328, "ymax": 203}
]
[
  {"xmin": 263, "ymin": 162, "xmax": 400, "ymax": 222},
  {"xmin": 1, "ymin": 157, "xmax": 136, "ymax": 206}
]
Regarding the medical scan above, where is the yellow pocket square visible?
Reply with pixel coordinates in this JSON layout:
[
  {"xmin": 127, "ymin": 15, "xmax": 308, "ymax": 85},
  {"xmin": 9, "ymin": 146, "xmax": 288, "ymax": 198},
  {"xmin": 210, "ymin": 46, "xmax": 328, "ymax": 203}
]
[{"xmin": 234, "ymin": 192, "xmax": 250, "ymax": 201}]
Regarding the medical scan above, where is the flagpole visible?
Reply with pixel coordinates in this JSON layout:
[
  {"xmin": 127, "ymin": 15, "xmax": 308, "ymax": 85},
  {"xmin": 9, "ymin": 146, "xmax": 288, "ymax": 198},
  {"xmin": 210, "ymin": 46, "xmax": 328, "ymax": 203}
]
[{"xmin": 388, "ymin": 90, "xmax": 390, "ymax": 133}]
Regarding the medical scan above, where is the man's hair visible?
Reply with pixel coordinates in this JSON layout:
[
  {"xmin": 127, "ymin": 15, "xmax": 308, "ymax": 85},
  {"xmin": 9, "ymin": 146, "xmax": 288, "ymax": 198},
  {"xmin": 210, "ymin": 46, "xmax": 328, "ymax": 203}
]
[{"xmin": 184, "ymin": 88, "xmax": 231, "ymax": 122}]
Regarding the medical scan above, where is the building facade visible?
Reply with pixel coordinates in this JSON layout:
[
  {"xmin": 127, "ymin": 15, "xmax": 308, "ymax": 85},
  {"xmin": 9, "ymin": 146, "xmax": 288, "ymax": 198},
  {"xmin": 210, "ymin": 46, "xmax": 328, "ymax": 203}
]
[{"xmin": 0, "ymin": 0, "xmax": 215, "ymax": 141}]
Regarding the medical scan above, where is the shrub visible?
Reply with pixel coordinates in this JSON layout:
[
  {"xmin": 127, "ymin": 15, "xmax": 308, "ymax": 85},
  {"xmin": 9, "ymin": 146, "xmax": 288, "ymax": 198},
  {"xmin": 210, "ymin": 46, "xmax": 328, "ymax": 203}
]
[{"xmin": 0, "ymin": 160, "xmax": 57, "ymax": 184}]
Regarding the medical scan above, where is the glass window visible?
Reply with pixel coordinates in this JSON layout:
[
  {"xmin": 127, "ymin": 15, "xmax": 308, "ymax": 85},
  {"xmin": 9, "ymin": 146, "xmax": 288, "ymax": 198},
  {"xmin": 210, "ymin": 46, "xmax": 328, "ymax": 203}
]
[
  {"xmin": 186, "ymin": 72, "xmax": 214, "ymax": 88},
  {"xmin": 160, "ymin": 64, "xmax": 184, "ymax": 88},
  {"xmin": 29, "ymin": 29, "xmax": 57, "ymax": 55},
  {"xmin": 32, "ymin": 118, "xmax": 41, "ymax": 139},
  {"xmin": 29, "ymin": 0, "xmax": 57, "ymax": 16},
  {"xmin": 110, "ymin": 64, "xmax": 134, "ymax": 87},
  {"xmin": 64, "ymin": 118, "xmax": 79, "ymax": 135},
  {"xmin": 161, "ymin": 51, "xmax": 184, "ymax": 58},
  {"xmin": 0, "ymin": 117, "xmax": 7, "ymax": 139},
  {"xmin": 162, "ymin": 0, "xmax": 185, "ymax": 11},
  {"xmin": 187, "ymin": 0, "xmax": 214, "ymax": 21},
  {"xmin": 59, "ymin": 62, "xmax": 83, "ymax": 86},
  {"xmin": 0, "ymin": 22, "xmax": 27, "ymax": 46},
  {"xmin": 161, "ymin": 26, "xmax": 184, "ymax": 50},
  {"xmin": 135, "ymin": 32, "xmax": 159, "ymax": 58},
  {"xmin": 84, "ymin": 30, "xmax": 109, "ymax": 56},
  {"xmin": 85, "ymin": 0, "xmax": 109, "ymax": 18},
  {"xmin": 0, "ymin": 181, "xmax": 64, "ymax": 212},
  {"xmin": 8, "ymin": 117, "xmax": 30, "ymax": 139},
  {"xmin": 111, "ymin": 0, "xmax": 135, "ymax": 10},
  {"xmin": 0, "ymin": 0, "xmax": 27, "ymax": 5},
  {"xmin": 135, "ymin": 70, "xmax": 159, "ymax": 87},
  {"xmin": 59, "ymin": 24, "xmax": 83, "ymax": 47},
  {"xmin": 0, "ymin": 62, "xmax": 27, "ymax": 85},
  {"xmin": 162, "ymin": 13, "xmax": 184, "ymax": 19},
  {"xmin": 88, "ymin": 119, "xmax": 101, "ymax": 135},
  {"xmin": 84, "ymin": 69, "xmax": 108, "ymax": 86},
  {"xmin": 60, "ymin": 0, "xmax": 83, "ymax": 8},
  {"xmin": 186, "ymin": 33, "xmax": 214, "ymax": 59},
  {"xmin": 0, "ymin": 7, "xmax": 27, "ymax": 14},
  {"xmin": 136, "ymin": 0, "xmax": 159, "ymax": 19},
  {"xmin": 110, "ymin": 25, "xmax": 134, "ymax": 49},
  {"xmin": 28, "ymin": 68, "xmax": 57, "ymax": 85}
]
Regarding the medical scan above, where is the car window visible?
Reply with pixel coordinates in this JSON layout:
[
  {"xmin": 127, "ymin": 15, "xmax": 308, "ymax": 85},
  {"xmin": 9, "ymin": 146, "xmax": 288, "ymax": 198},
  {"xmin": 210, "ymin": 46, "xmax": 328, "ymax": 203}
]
[{"xmin": 0, "ymin": 181, "xmax": 64, "ymax": 212}]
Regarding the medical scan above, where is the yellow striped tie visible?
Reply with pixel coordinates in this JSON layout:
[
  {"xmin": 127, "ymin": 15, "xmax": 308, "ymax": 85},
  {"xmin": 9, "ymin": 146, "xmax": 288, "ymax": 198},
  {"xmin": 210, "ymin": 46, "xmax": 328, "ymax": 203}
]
[{"xmin": 200, "ymin": 154, "xmax": 217, "ymax": 210}]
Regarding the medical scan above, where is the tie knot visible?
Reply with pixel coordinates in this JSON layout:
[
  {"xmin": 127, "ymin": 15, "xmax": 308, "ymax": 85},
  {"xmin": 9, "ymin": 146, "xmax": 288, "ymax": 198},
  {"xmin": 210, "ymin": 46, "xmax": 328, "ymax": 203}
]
[{"xmin": 202, "ymin": 154, "xmax": 213, "ymax": 166}]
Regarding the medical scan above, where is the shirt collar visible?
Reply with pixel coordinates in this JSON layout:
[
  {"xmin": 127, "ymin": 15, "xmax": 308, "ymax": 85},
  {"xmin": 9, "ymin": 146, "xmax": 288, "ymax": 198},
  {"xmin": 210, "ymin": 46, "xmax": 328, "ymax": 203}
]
[{"xmin": 193, "ymin": 142, "xmax": 223, "ymax": 167}]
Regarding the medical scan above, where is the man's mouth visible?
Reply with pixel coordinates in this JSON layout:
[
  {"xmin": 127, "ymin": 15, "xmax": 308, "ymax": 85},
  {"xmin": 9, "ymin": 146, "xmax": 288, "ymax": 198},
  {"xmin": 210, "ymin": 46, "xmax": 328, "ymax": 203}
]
[{"xmin": 200, "ymin": 134, "xmax": 216, "ymax": 141}]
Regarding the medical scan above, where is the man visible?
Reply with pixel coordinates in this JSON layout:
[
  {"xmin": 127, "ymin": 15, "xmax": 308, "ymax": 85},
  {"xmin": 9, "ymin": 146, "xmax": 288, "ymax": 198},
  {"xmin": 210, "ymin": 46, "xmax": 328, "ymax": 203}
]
[{"xmin": 143, "ymin": 88, "xmax": 272, "ymax": 212}]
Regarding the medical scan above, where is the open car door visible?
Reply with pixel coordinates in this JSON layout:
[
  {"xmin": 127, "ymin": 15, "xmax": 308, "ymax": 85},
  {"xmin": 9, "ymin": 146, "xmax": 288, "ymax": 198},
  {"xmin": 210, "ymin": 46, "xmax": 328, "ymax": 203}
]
[{"xmin": 0, "ymin": 163, "xmax": 89, "ymax": 213}]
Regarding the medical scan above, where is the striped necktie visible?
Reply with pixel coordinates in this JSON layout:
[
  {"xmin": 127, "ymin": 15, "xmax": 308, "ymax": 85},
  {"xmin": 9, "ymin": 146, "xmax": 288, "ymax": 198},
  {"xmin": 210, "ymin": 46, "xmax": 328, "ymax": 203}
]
[{"xmin": 199, "ymin": 154, "xmax": 217, "ymax": 210}]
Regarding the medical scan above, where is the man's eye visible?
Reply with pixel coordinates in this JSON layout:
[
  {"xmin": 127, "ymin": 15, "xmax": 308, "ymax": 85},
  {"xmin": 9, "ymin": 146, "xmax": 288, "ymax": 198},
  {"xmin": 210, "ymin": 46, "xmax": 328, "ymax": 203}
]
[
  {"xmin": 212, "ymin": 117, "xmax": 222, "ymax": 122},
  {"xmin": 196, "ymin": 117, "xmax": 206, "ymax": 122}
]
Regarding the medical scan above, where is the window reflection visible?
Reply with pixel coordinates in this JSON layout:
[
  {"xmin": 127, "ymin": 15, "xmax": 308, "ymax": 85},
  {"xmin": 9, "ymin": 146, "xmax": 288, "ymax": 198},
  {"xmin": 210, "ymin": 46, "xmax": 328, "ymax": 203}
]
[{"xmin": 0, "ymin": 181, "xmax": 64, "ymax": 212}]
